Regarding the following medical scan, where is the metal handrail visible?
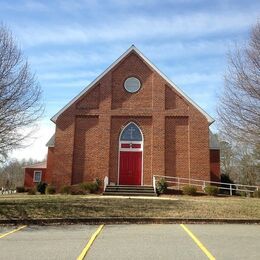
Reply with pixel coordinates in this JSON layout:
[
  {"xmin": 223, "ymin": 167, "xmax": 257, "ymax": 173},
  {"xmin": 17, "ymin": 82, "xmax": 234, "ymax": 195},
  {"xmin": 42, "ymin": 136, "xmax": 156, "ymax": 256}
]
[
  {"xmin": 103, "ymin": 176, "xmax": 109, "ymax": 191},
  {"xmin": 153, "ymin": 175, "xmax": 259, "ymax": 188},
  {"xmin": 153, "ymin": 175, "xmax": 259, "ymax": 195}
]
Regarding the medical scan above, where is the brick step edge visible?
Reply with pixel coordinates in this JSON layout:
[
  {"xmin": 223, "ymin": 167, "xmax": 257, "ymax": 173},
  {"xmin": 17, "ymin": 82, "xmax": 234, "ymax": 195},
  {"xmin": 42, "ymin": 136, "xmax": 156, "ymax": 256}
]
[{"xmin": 0, "ymin": 218, "xmax": 260, "ymax": 225}]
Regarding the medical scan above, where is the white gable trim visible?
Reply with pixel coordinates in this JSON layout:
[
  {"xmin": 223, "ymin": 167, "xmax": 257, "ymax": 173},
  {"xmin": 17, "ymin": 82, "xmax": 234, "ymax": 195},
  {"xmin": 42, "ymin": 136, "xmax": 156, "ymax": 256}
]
[{"xmin": 51, "ymin": 45, "xmax": 214, "ymax": 124}]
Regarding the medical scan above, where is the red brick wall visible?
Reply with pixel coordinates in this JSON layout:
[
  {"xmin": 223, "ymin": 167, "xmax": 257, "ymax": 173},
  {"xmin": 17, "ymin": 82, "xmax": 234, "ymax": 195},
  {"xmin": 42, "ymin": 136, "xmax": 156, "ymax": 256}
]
[
  {"xmin": 72, "ymin": 115, "xmax": 100, "ymax": 184},
  {"xmin": 24, "ymin": 168, "xmax": 46, "ymax": 188},
  {"xmin": 48, "ymin": 51, "xmax": 212, "ymax": 189},
  {"xmin": 210, "ymin": 149, "xmax": 220, "ymax": 182},
  {"xmin": 51, "ymin": 108, "xmax": 76, "ymax": 189},
  {"xmin": 77, "ymin": 84, "xmax": 100, "ymax": 109},
  {"xmin": 111, "ymin": 52, "xmax": 153, "ymax": 110},
  {"xmin": 165, "ymin": 117, "xmax": 189, "ymax": 178},
  {"xmin": 46, "ymin": 147, "xmax": 54, "ymax": 184},
  {"xmin": 189, "ymin": 106, "xmax": 210, "ymax": 181}
]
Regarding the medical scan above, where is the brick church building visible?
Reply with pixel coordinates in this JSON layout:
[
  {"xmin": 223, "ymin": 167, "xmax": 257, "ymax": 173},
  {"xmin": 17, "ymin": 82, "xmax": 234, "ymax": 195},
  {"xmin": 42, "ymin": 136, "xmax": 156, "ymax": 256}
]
[{"xmin": 44, "ymin": 45, "xmax": 220, "ymax": 190}]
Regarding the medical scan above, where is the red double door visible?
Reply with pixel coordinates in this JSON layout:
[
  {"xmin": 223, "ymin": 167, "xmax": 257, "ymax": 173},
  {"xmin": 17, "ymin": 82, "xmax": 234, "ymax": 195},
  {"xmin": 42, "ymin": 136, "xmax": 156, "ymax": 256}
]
[{"xmin": 119, "ymin": 143, "xmax": 142, "ymax": 185}]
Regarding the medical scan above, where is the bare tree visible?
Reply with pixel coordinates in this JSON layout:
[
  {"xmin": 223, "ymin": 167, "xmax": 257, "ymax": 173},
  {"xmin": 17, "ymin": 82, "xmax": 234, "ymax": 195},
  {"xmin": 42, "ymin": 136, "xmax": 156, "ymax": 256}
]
[
  {"xmin": 217, "ymin": 21, "xmax": 260, "ymax": 146},
  {"xmin": 0, "ymin": 158, "xmax": 39, "ymax": 188},
  {"xmin": 219, "ymin": 139, "xmax": 234, "ymax": 176},
  {"xmin": 235, "ymin": 145, "xmax": 259, "ymax": 185},
  {"xmin": 0, "ymin": 24, "xmax": 44, "ymax": 162}
]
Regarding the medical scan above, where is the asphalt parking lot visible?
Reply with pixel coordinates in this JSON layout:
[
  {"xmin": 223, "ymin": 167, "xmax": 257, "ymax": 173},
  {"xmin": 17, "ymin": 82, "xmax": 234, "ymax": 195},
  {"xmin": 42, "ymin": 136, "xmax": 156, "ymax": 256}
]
[{"xmin": 0, "ymin": 224, "xmax": 259, "ymax": 260}]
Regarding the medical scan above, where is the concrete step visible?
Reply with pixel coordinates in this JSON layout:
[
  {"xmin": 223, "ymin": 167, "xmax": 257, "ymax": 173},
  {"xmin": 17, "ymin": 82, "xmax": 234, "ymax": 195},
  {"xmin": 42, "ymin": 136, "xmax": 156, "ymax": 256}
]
[
  {"xmin": 103, "ymin": 191, "xmax": 157, "ymax": 196},
  {"xmin": 106, "ymin": 185, "xmax": 154, "ymax": 189},
  {"xmin": 106, "ymin": 186, "xmax": 153, "ymax": 190},
  {"xmin": 105, "ymin": 189, "xmax": 155, "ymax": 193},
  {"xmin": 103, "ymin": 185, "xmax": 157, "ymax": 197}
]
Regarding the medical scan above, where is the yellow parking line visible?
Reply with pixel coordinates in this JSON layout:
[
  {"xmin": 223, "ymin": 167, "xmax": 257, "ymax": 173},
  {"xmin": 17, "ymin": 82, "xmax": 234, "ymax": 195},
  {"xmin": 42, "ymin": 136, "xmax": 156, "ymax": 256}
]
[
  {"xmin": 0, "ymin": 225, "xmax": 27, "ymax": 239},
  {"xmin": 77, "ymin": 224, "xmax": 104, "ymax": 260},
  {"xmin": 180, "ymin": 224, "xmax": 215, "ymax": 260}
]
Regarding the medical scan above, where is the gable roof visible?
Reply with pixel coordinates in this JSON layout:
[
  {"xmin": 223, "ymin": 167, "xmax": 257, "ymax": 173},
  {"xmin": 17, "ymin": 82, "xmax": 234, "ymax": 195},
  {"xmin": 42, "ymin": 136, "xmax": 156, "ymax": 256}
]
[
  {"xmin": 209, "ymin": 130, "xmax": 220, "ymax": 149},
  {"xmin": 46, "ymin": 134, "xmax": 55, "ymax": 147},
  {"xmin": 23, "ymin": 161, "xmax": 47, "ymax": 169},
  {"xmin": 51, "ymin": 45, "xmax": 214, "ymax": 124}
]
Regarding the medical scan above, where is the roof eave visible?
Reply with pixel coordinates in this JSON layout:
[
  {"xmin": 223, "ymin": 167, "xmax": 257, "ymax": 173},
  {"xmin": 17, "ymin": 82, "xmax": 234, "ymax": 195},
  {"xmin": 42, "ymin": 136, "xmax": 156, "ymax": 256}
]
[
  {"xmin": 50, "ymin": 45, "xmax": 136, "ymax": 123},
  {"xmin": 51, "ymin": 45, "xmax": 215, "ymax": 125}
]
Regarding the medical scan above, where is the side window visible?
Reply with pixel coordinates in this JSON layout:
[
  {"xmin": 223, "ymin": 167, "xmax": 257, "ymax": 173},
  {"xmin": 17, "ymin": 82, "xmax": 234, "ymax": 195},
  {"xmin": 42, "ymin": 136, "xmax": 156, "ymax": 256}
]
[{"xmin": 33, "ymin": 171, "xmax": 42, "ymax": 182}]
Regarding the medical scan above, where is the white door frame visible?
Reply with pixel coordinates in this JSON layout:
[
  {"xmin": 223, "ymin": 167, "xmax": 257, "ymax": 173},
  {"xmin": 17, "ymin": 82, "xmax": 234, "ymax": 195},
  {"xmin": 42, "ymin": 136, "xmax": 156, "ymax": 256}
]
[{"xmin": 117, "ymin": 122, "xmax": 144, "ymax": 186}]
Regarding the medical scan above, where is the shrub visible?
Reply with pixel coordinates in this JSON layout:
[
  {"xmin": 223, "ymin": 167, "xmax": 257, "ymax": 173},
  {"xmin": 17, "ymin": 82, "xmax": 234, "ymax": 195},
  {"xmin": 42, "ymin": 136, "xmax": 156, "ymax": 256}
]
[
  {"xmin": 253, "ymin": 190, "xmax": 260, "ymax": 198},
  {"xmin": 70, "ymin": 185, "xmax": 86, "ymax": 195},
  {"xmin": 204, "ymin": 185, "xmax": 219, "ymax": 196},
  {"xmin": 86, "ymin": 182, "xmax": 99, "ymax": 193},
  {"xmin": 16, "ymin": 186, "xmax": 25, "ymax": 193},
  {"xmin": 37, "ymin": 182, "xmax": 47, "ymax": 194},
  {"xmin": 156, "ymin": 178, "xmax": 168, "ymax": 194},
  {"xmin": 79, "ymin": 182, "xmax": 87, "ymax": 190},
  {"xmin": 220, "ymin": 174, "xmax": 236, "ymax": 195},
  {"xmin": 46, "ymin": 185, "xmax": 56, "ymax": 195},
  {"xmin": 94, "ymin": 178, "xmax": 102, "ymax": 188},
  {"xmin": 239, "ymin": 191, "xmax": 255, "ymax": 198},
  {"xmin": 248, "ymin": 192, "xmax": 254, "ymax": 198},
  {"xmin": 239, "ymin": 191, "xmax": 247, "ymax": 197},
  {"xmin": 60, "ymin": 185, "xmax": 72, "ymax": 194},
  {"xmin": 80, "ymin": 182, "xmax": 99, "ymax": 193},
  {"xmin": 28, "ymin": 188, "xmax": 36, "ymax": 195},
  {"xmin": 182, "ymin": 185, "xmax": 197, "ymax": 196}
]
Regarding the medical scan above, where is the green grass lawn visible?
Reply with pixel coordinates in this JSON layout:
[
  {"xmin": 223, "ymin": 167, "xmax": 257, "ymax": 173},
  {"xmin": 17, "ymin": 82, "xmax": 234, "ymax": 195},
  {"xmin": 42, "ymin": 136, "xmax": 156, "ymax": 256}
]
[{"xmin": 0, "ymin": 194, "xmax": 259, "ymax": 220}]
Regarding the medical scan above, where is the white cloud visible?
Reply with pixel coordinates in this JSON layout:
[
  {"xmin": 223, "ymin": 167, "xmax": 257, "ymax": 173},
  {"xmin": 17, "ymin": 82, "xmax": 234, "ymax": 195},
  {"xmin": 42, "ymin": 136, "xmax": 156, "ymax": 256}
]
[
  {"xmin": 10, "ymin": 120, "xmax": 55, "ymax": 161},
  {"xmin": 29, "ymin": 51, "xmax": 88, "ymax": 66},
  {"xmin": 15, "ymin": 11, "xmax": 257, "ymax": 47},
  {"xmin": 39, "ymin": 70, "xmax": 98, "ymax": 81},
  {"xmin": 43, "ymin": 80, "xmax": 91, "ymax": 88},
  {"xmin": 56, "ymin": 0, "xmax": 223, "ymax": 12},
  {"xmin": 0, "ymin": 0, "xmax": 49, "ymax": 12},
  {"xmin": 143, "ymin": 40, "xmax": 232, "ymax": 61},
  {"xmin": 172, "ymin": 72, "xmax": 221, "ymax": 85},
  {"xmin": 29, "ymin": 50, "xmax": 116, "ymax": 71},
  {"xmin": 23, "ymin": 0, "xmax": 49, "ymax": 11}
]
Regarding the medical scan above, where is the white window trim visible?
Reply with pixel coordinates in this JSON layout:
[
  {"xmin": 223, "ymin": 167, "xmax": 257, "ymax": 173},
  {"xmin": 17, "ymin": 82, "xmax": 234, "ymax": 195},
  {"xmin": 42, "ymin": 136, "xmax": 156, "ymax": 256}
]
[
  {"xmin": 119, "ymin": 141, "xmax": 143, "ymax": 152},
  {"xmin": 124, "ymin": 77, "xmax": 141, "ymax": 93},
  {"xmin": 33, "ymin": 170, "xmax": 42, "ymax": 183}
]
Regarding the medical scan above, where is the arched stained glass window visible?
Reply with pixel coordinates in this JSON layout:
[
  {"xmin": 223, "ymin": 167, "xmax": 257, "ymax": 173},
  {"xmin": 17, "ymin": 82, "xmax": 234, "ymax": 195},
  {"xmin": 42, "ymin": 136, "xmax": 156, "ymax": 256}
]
[{"xmin": 120, "ymin": 123, "xmax": 142, "ymax": 141}]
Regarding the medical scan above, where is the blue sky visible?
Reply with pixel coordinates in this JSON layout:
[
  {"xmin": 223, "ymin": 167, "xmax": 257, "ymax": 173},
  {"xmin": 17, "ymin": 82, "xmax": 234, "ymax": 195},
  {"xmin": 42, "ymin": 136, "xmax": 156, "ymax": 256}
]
[{"xmin": 1, "ymin": 0, "xmax": 259, "ymax": 160}]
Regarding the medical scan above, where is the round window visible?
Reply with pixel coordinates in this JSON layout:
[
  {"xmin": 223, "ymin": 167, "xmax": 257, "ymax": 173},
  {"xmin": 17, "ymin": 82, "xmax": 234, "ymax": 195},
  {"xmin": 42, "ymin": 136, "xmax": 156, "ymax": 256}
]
[{"xmin": 124, "ymin": 77, "xmax": 141, "ymax": 93}]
